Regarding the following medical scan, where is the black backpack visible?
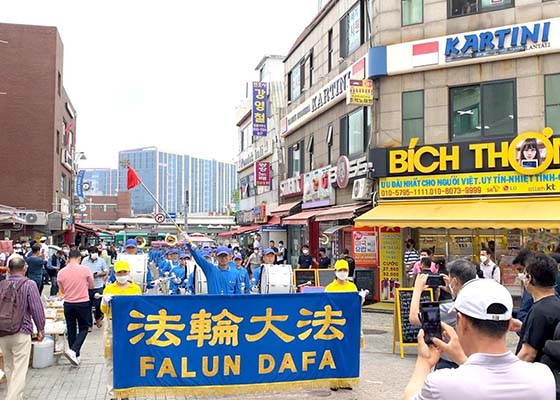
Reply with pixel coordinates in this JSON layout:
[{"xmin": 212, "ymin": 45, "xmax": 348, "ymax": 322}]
[{"xmin": 0, "ymin": 278, "xmax": 28, "ymax": 337}]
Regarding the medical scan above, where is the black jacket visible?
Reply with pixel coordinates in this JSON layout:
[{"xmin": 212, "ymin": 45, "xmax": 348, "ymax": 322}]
[{"xmin": 541, "ymin": 322, "xmax": 560, "ymax": 399}]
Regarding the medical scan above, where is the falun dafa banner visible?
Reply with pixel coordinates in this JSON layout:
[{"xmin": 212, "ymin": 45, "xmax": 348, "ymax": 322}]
[{"xmin": 111, "ymin": 293, "xmax": 361, "ymax": 397}]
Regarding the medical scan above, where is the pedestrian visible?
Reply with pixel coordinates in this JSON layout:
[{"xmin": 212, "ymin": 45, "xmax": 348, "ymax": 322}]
[
  {"xmin": 252, "ymin": 248, "xmax": 277, "ymax": 288},
  {"xmin": 47, "ymin": 249, "xmax": 66, "ymax": 296},
  {"xmin": 100, "ymin": 260, "xmax": 142, "ymax": 400},
  {"xmin": 25, "ymin": 243, "xmax": 46, "ymax": 295},
  {"xmin": 82, "ymin": 246, "xmax": 109, "ymax": 329},
  {"xmin": 479, "ymin": 247, "xmax": 500, "ymax": 283},
  {"xmin": 233, "ymin": 253, "xmax": 251, "ymax": 293},
  {"xmin": 38, "ymin": 236, "xmax": 49, "ymax": 261},
  {"xmin": 517, "ymin": 253, "xmax": 560, "ymax": 363},
  {"xmin": 411, "ymin": 248, "xmax": 437, "ymax": 278},
  {"xmin": 276, "ymin": 240, "xmax": 287, "ymax": 265},
  {"xmin": 404, "ymin": 279, "xmax": 555, "ymax": 399},
  {"xmin": 57, "ymin": 248, "xmax": 94, "ymax": 366},
  {"xmin": 245, "ymin": 247, "xmax": 261, "ymax": 278},
  {"xmin": 434, "ymin": 257, "xmax": 452, "ymax": 302},
  {"xmin": 0, "ymin": 257, "xmax": 45, "ymax": 400},
  {"xmin": 318, "ymin": 247, "xmax": 331, "ymax": 269},
  {"xmin": 404, "ymin": 238, "xmax": 420, "ymax": 286},
  {"xmin": 339, "ymin": 249, "xmax": 356, "ymax": 278},
  {"xmin": 297, "ymin": 244, "xmax": 315, "ymax": 269}
]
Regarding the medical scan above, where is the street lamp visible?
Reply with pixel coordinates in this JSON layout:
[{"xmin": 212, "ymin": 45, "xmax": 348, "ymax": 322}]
[{"xmin": 70, "ymin": 152, "xmax": 87, "ymax": 244}]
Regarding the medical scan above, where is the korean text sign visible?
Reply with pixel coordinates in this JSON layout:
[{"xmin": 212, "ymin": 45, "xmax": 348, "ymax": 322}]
[
  {"xmin": 252, "ymin": 82, "xmax": 268, "ymax": 136},
  {"xmin": 255, "ymin": 161, "xmax": 271, "ymax": 186},
  {"xmin": 112, "ymin": 293, "xmax": 361, "ymax": 397}
]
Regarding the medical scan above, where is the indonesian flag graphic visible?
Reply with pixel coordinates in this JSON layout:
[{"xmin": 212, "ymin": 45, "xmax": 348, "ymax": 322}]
[{"xmin": 412, "ymin": 41, "xmax": 439, "ymax": 67}]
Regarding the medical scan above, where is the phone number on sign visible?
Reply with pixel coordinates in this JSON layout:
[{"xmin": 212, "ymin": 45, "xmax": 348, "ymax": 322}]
[{"xmin": 380, "ymin": 186, "xmax": 482, "ymax": 198}]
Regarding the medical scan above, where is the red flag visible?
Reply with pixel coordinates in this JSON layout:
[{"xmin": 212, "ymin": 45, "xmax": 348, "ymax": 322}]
[{"xmin": 127, "ymin": 166, "xmax": 141, "ymax": 190}]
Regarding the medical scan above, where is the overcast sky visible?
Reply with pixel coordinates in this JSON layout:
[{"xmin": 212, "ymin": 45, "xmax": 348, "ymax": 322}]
[{"xmin": 3, "ymin": 1, "xmax": 319, "ymax": 168}]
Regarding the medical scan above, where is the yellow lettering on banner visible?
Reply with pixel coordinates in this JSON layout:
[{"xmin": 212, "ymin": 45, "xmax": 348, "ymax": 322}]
[
  {"xmin": 278, "ymin": 353, "xmax": 297, "ymax": 373},
  {"xmin": 202, "ymin": 356, "xmax": 219, "ymax": 377},
  {"xmin": 224, "ymin": 355, "xmax": 241, "ymax": 376},
  {"xmin": 157, "ymin": 357, "xmax": 177, "ymax": 378},
  {"xmin": 389, "ymin": 150, "xmax": 408, "ymax": 174},
  {"xmin": 487, "ymin": 142, "xmax": 509, "ymax": 168},
  {"xmin": 181, "ymin": 357, "xmax": 196, "ymax": 378},
  {"xmin": 413, "ymin": 146, "xmax": 439, "ymax": 174},
  {"xmin": 319, "ymin": 350, "xmax": 336, "ymax": 370},
  {"xmin": 140, "ymin": 356, "xmax": 155, "ymax": 377},
  {"xmin": 553, "ymin": 138, "xmax": 560, "ymax": 165},
  {"xmin": 259, "ymin": 354, "xmax": 275, "ymax": 374},
  {"xmin": 407, "ymin": 138, "xmax": 419, "ymax": 173},
  {"xmin": 302, "ymin": 351, "xmax": 316, "ymax": 372},
  {"xmin": 439, "ymin": 145, "xmax": 460, "ymax": 172},
  {"xmin": 469, "ymin": 143, "xmax": 488, "ymax": 169}
]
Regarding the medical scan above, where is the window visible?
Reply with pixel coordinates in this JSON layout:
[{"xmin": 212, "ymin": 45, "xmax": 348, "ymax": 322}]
[
  {"xmin": 309, "ymin": 48, "xmax": 314, "ymax": 88},
  {"xmin": 307, "ymin": 136, "xmax": 314, "ymax": 171},
  {"xmin": 288, "ymin": 140, "xmax": 305, "ymax": 177},
  {"xmin": 402, "ymin": 0, "xmax": 423, "ymax": 26},
  {"xmin": 56, "ymin": 130, "xmax": 60, "ymax": 155},
  {"xmin": 327, "ymin": 125, "xmax": 333, "ymax": 165},
  {"xmin": 328, "ymin": 29, "xmax": 334, "ymax": 72},
  {"xmin": 448, "ymin": 0, "xmax": 513, "ymax": 18},
  {"xmin": 288, "ymin": 61, "xmax": 305, "ymax": 101},
  {"xmin": 450, "ymin": 80, "xmax": 516, "ymax": 140},
  {"xmin": 402, "ymin": 91, "xmax": 424, "ymax": 144},
  {"xmin": 61, "ymin": 174, "xmax": 67, "ymax": 194},
  {"xmin": 545, "ymin": 74, "xmax": 560, "ymax": 134},
  {"xmin": 340, "ymin": 1, "xmax": 364, "ymax": 58},
  {"xmin": 340, "ymin": 108, "xmax": 369, "ymax": 157},
  {"xmin": 57, "ymin": 71, "xmax": 61, "ymax": 96}
]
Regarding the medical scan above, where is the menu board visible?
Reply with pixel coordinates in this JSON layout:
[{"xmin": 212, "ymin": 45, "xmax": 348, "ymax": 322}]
[
  {"xmin": 352, "ymin": 228, "xmax": 379, "ymax": 267},
  {"xmin": 317, "ymin": 269, "xmax": 335, "ymax": 286},
  {"xmin": 293, "ymin": 269, "xmax": 317, "ymax": 291},
  {"xmin": 393, "ymin": 288, "xmax": 434, "ymax": 358},
  {"xmin": 379, "ymin": 228, "xmax": 402, "ymax": 302},
  {"xmin": 354, "ymin": 268, "xmax": 375, "ymax": 302}
]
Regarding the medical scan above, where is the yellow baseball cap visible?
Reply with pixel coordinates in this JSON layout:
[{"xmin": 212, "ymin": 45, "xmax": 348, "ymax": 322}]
[
  {"xmin": 114, "ymin": 260, "xmax": 130, "ymax": 272},
  {"xmin": 334, "ymin": 259, "xmax": 349, "ymax": 270}
]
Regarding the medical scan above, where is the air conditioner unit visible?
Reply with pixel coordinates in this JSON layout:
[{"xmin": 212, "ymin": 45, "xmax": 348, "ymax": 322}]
[
  {"xmin": 18, "ymin": 211, "xmax": 48, "ymax": 226},
  {"xmin": 352, "ymin": 178, "xmax": 373, "ymax": 201}
]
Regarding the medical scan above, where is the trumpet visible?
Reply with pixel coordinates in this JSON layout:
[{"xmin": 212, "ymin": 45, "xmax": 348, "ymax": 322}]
[
  {"xmin": 165, "ymin": 234, "xmax": 178, "ymax": 246},
  {"xmin": 136, "ymin": 236, "xmax": 147, "ymax": 249}
]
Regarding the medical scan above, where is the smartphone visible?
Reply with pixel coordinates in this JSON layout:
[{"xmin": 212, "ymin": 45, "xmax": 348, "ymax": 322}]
[
  {"xmin": 420, "ymin": 301, "xmax": 442, "ymax": 345},
  {"xmin": 426, "ymin": 274, "xmax": 445, "ymax": 287}
]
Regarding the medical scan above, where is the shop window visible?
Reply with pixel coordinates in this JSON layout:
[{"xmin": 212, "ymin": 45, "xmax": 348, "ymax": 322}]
[
  {"xmin": 402, "ymin": 0, "xmax": 423, "ymax": 26},
  {"xmin": 402, "ymin": 90, "xmax": 424, "ymax": 145},
  {"xmin": 328, "ymin": 29, "xmax": 334, "ymax": 72},
  {"xmin": 288, "ymin": 60, "xmax": 305, "ymax": 102},
  {"xmin": 545, "ymin": 74, "xmax": 560, "ymax": 134},
  {"xmin": 448, "ymin": 0, "xmax": 513, "ymax": 18},
  {"xmin": 450, "ymin": 80, "xmax": 516, "ymax": 140},
  {"xmin": 288, "ymin": 140, "xmax": 305, "ymax": 177},
  {"xmin": 340, "ymin": 1, "xmax": 364, "ymax": 59},
  {"xmin": 340, "ymin": 107, "xmax": 369, "ymax": 157}
]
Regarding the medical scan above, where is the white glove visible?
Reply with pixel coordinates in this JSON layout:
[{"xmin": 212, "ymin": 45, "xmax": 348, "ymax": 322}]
[
  {"xmin": 358, "ymin": 290, "xmax": 368, "ymax": 300},
  {"xmin": 152, "ymin": 279, "xmax": 160, "ymax": 286},
  {"xmin": 174, "ymin": 278, "xmax": 181, "ymax": 284},
  {"xmin": 102, "ymin": 294, "xmax": 113, "ymax": 305},
  {"xmin": 180, "ymin": 232, "xmax": 192, "ymax": 244},
  {"xmin": 164, "ymin": 271, "xmax": 170, "ymax": 277}
]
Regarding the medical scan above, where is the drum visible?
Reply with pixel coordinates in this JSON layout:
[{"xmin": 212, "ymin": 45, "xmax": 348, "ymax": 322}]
[
  {"xmin": 194, "ymin": 265, "xmax": 208, "ymax": 294},
  {"xmin": 117, "ymin": 254, "xmax": 148, "ymax": 290},
  {"xmin": 260, "ymin": 264, "xmax": 293, "ymax": 294}
]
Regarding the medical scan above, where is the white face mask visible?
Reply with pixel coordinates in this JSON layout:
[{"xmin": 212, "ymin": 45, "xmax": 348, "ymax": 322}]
[
  {"xmin": 336, "ymin": 271, "xmax": 348, "ymax": 281},
  {"xmin": 81, "ymin": 251, "xmax": 88, "ymax": 257},
  {"xmin": 63, "ymin": 249, "xmax": 69, "ymax": 255},
  {"xmin": 116, "ymin": 275, "xmax": 129, "ymax": 284},
  {"xmin": 90, "ymin": 254, "xmax": 98, "ymax": 260},
  {"xmin": 302, "ymin": 249, "xmax": 309, "ymax": 255},
  {"xmin": 480, "ymin": 255, "xmax": 487, "ymax": 263}
]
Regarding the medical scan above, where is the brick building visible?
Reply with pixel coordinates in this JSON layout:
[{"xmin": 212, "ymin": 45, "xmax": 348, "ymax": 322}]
[
  {"xmin": 0, "ymin": 23, "xmax": 77, "ymax": 242},
  {"xmin": 75, "ymin": 192, "xmax": 131, "ymax": 225}
]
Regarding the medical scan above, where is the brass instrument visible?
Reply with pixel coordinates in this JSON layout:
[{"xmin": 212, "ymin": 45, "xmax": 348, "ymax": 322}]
[
  {"xmin": 165, "ymin": 234, "xmax": 178, "ymax": 246},
  {"xmin": 136, "ymin": 236, "xmax": 147, "ymax": 249}
]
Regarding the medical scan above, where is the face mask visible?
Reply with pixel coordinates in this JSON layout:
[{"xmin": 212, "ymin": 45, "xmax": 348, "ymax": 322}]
[
  {"xmin": 279, "ymin": 244, "xmax": 283, "ymax": 248},
  {"xmin": 302, "ymin": 250, "xmax": 309, "ymax": 255},
  {"xmin": 90, "ymin": 254, "xmax": 98, "ymax": 260},
  {"xmin": 336, "ymin": 271, "xmax": 348, "ymax": 280},
  {"xmin": 63, "ymin": 249, "xmax": 69, "ymax": 255},
  {"xmin": 116, "ymin": 275, "xmax": 129, "ymax": 284},
  {"xmin": 254, "ymin": 249, "xmax": 259, "ymax": 254},
  {"xmin": 81, "ymin": 251, "xmax": 88, "ymax": 257},
  {"xmin": 480, "ymin": 255, "xmax": 487, "ymax": 263}
]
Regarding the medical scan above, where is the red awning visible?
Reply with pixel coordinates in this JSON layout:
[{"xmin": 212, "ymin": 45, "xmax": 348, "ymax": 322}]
[
  {"xmin": 267, "ymin": 215, "xmax": 281, "ymax": 225},
  {"xmin": 218, "ymin": 225, "xmax": 260, "ymax": 238},
  {"xmin": 314, "ymin": 203, "xmax": 371, "ymax": 222},
  {"xmin": 282, "ymin": 210, "xmax": 321, "ymax": 225},
  {"xmin": 269, "ymin": 201, "xmax": 301, "ymax": 217},
  {"xmin": 74, "ymin": 222, "xmax": 114, "ymax": 236}
]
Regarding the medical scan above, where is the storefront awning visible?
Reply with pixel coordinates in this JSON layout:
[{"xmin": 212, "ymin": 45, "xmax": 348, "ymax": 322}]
[
  {"xmin": 282, "ymin": 210, "xmax": 320, "ymax": 225},
  {"xmin": 354, "ymin": 198, "xmax": 560, "ymax": 230},
  {"xmin": 269, "ymin": 201, "xmax": 301, "ymax": 217},
  {"xmin": 266, "ymin": 215, "xmax": 281, "ymax": 225},
  {"xmin": 218, "ymin": 225, "xmax": 260, "ymax": 238},
  {"xmin": 314, "ymin": 203, "xmax": 371, "ymax": 222},
  {"xmin": 75, "ymin": 222, "xmax": 114, "ymax": 236},
  {"xmin": 323, "ymin": 225, "xmax": 351, "ymax": 235}
]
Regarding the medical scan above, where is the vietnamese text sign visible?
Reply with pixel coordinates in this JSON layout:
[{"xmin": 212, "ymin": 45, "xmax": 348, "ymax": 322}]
[
  {"xmin": 112, "ymin": 293, "xmax": 361, "ymax": 397},
  {"xmin": 379, "ymin": 228, "xmax": 402, "ymax": 302},
  {"xmin": 252, "ymin": 82, "xmax": 268, "ymax": 136},
  {"xmin": 351, "ymin": 228, "xmax": 378, "ymax": 267},
  {"xmin": 255, "ymin": 161, "xmax": 271, "ymax": 186},
  {"xmin": 379, "ymin": 168, "xmax": 560, "ymax": 199}
]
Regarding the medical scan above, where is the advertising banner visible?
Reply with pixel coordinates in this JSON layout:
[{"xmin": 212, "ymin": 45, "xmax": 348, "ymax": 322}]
[
  {"xmin": 255, "ymin": 161, "xmax": 271, "ymax": 186},
  {"xmin": 76, "ymin": 169, "xmax": 85, "ymax": 202},
  {"xmin": 378, "ymin": 228, "xmax": 402, "ymax": 302},
  {"xmin": 112, "ymin": 293, "xmax": 361, "ymax": 398},
  {"xmin": 252, "ymin": 82, "xmax": 268, "ymax": 137},
  {"xmin": 346, "ymin": 79, "xmax": 374, "ymax": 106},
  {"xmin": 302, "ymin": 167, "xmax": 335, "ymax": 209},
  {"xmin": 351, "ymin": 228, "xmax": 378, "ymax": 267}
]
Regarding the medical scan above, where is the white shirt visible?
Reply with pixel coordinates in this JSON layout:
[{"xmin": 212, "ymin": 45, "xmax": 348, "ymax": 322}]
[
  {"xmin": 253, "ymin": 239, "xmax": 261, "ymax": 250},
  {"xmin": 480, "ymin": 260, "xmax": 500, "ymax": 283},
  {"xmin": 413, "ymin": 352, "xmax": 554, "ymax": 400},
  {"xmin": 40, "ymin": 242, "xmax": 49, "ymax": 260}
]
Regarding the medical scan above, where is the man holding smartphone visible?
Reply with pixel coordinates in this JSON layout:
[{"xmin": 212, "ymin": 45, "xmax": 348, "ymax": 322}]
[
  {"xmin": 404, "ymin": 279, "xmax": 555, "ymax": 400},
  {"xmin": 82, "ymin": 246, "xmax": 109, "ymax": 330}
]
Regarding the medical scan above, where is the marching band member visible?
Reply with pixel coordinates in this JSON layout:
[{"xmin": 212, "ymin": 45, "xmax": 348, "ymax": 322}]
[
  {"xmin": 252, "ymin": 248, "xmax": 276, "ymax": 290},
  {"xmin": 100, "ymin": 260, "xmax": 142, "ymax": 400},
  {"xmin": 169, "ymin": 254, "xmax": 188, "ymax": 294},
  {"xmin": 233, "ymin": 253, "xmax": 251, "ymax": 294}
]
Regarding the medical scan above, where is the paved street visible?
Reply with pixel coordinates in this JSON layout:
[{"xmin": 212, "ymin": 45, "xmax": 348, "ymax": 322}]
[{"xmin": 0, "ymin": 310, "xmax": 521, "ymax": 400}]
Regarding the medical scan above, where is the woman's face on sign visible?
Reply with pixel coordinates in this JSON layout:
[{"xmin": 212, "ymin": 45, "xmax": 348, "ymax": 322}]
[{"xmin": 523, "ymin": 145, "xmax": 537, "ymax": 160}]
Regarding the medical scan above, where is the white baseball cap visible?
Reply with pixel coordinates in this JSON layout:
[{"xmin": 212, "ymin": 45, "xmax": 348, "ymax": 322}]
[
  {"xmin": 452, "ymin": 279, "xmax": 513, "ymax": 321},
  {"xmin": 40, "ymin": 236, "xmax": 47, "ymax": 241}
]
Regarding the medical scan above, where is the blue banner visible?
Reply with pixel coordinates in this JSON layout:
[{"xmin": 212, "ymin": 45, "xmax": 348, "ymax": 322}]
[
  {"xmin": 76, "ymin": 169, "xmax": 85, "ymax": 202},
  {"xmin": 112, "ymin": 293, "xmax": 361, "ymax": 397},
  {"xmin": 252, "ymin": 82, "xmax": 268, "ymax": 136}
]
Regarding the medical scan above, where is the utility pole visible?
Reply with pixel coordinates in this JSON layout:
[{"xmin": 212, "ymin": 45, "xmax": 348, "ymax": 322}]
[{"xmin": 184, "ymin": 190, "xmax": 189, "ymax": 234}]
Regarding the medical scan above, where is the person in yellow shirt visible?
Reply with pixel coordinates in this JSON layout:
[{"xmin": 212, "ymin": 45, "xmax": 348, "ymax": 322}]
[
  {"xmin": 100, "ymin": 260, "xmax": 141, "ymax": 400},
  {"xmin": 325, "ymin": 259, "xmax": 358, "ymax": 292}
]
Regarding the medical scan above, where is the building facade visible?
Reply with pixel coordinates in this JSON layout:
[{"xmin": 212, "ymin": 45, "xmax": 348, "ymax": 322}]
[
  {"xmin": 0, "ymin": 23, "xmax": 77, "ymax": 243},
  {"xmin": 118, "ymin": 147, "xmax": 236, "ymax": 216},
  {"xmin": 82, "ymin": 168, "xmax": 118, "ymax": 196},
  {"xmin": 354, "ymin": 0, "xmax": 560, "ymax": 301}
]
